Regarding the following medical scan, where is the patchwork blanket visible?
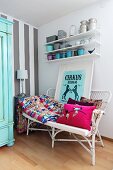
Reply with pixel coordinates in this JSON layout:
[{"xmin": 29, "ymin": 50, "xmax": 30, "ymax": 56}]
[{"xmin": 18, "ymin": 95, "xmax": 63, "ymax": 123}]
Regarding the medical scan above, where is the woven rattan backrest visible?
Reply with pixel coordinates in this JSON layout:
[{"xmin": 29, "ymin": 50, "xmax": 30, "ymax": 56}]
[{"xmin": 90, "ymin": 90, "xmax": 112, "ymax": 111}]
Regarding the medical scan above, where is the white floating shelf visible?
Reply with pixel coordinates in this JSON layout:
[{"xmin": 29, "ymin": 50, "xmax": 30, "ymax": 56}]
[
  {"xmin": 45, "ymin": 29, "xmax": 100, "ymax": 45},
  {"xmin": 45, "ymin": 41, "xmax": 100, "ymax": 54},
  {"xmin": 46, "ymin": 53, "xmax": 100, "ymax": 63}
]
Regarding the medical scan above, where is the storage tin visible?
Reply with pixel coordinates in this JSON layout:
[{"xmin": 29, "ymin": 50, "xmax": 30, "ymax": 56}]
[
  {"xmin": 46, "ymin": 35, "xmax": 58, "ymax": 43},
  {"xmin": 47, "ymin": 54, "xmax": 52, "ymax": 60},
  {"xmin": 60, "ymin": 52, "xmax": 65, "ymax": 58},
  {"xmin": 55, "ymin": 53, "xmax": 60, "ymax": 59},
  {"xmin": 46, "ymin": 45, "xmax": 53, "ymax": 52},
  {"xmin": 77, "ymin": 48, "xmax": 85, "ymax": 56},
  {"xmin": 66, "ymin": 50, "xmax": 72, "ymax": 57}
]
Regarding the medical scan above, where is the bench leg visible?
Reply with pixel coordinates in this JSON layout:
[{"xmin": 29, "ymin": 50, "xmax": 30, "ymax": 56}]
[
  {"xmin": 27, "ymin": 118, "xmax": 30, "ymax": 135},
  {"xmin": 91, "ymin": 134, "xmax": 95, "ymax": 165},
  {"xmin": 97, "ymin": 130, "xmax": 104, "ymax": 147},
  {"xmin": 52, "ymin": 127, "xmax": 55, "ymax": 148}
]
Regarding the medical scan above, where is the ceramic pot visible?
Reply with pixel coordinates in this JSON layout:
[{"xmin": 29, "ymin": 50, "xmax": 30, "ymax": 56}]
[
  {"xmin": 80, "ymin": 20, "xmax": 88, "ymax": 33},
  {"xmin": 69, "ymin": 25, "xmax": 76, "ymax": 36},
  {"xmin": 88, "ymin": 18, "xmax": 97, "ymax": 30}
]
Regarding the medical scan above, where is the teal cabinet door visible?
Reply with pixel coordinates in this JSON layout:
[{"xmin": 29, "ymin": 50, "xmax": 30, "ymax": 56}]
[
  {"xmin": 0, "ymin": 32, "xmax": 8, "ymax": 128},
  {"xmin": 0, "ymin": 18, "xmax": 14, "ymax": 147},
  {"xmin": 7, "ymin": 32, "xmax": 14, "ymax": 146}
]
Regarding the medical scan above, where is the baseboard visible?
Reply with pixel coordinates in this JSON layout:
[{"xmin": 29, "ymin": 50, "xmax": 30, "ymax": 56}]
[{"xmin": 102, "ymin": 136, "xmax": 113, "ymax": 142}]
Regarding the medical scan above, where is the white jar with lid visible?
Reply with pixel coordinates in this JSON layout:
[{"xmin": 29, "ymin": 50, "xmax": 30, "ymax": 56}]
[
  {"xmin": 88, "ymin": 18, "xmax": 97, "ymax": 30},
  {"xmin": 69, "ymin": 25, "xmax": 76, "ymax": 36},
  {"xmin": 79, "ymin": 20, "xmax": 88, "ymax": 33}
]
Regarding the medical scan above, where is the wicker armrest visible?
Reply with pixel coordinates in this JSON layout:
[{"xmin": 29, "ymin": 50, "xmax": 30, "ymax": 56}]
[{"xmin": 91, "ymin": 109, "xmax": 104, "ymax": 134}]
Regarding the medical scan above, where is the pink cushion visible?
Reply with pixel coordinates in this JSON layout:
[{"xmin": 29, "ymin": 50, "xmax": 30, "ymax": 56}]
[{"xmin": 57, "ymin": 104, "xmax": 96, "ymax": 130}]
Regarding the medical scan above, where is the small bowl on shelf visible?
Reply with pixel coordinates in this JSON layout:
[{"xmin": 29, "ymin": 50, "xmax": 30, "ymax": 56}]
[{"xmin": 55, "ymin": 53, "xmax": 60, "ymax": 59}]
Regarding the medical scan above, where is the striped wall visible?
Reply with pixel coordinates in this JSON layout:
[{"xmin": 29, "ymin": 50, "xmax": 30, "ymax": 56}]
[{"xmin": 0, "ymin": 13, "xmax": 38, "ymax": 97}]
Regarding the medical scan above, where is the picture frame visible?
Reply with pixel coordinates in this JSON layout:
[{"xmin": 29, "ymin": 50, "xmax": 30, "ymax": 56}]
[{"xmin": 54, "ymin": 60, "xmax": 94, "ymax": 103}]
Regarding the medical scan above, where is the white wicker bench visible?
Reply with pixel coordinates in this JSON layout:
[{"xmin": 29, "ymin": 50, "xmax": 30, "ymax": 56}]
[{"xmin": 23, "ymin": 90, "xmax": 112, "ymax": 165}]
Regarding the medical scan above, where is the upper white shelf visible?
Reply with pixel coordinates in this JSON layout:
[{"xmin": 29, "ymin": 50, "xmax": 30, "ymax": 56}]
[{"xmin": 45, "ymin": 29, "xmax": 100, "ymax": 45}]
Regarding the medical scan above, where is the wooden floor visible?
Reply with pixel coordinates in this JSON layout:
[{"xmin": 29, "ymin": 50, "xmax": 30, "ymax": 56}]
[{"xmin": 0, "ymin": 131, "xmax": 113, "ymax": 170}]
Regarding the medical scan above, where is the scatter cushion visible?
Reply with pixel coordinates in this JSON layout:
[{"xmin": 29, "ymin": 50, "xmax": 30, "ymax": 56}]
[
  {"xmin": 67, "ymin": 98, "xmax": 94, "ymax": 106},
  {"xmin": 80, "ymin": 97, "xmax": 102, "ymax": 109},
  {"xmin": 57, "ymin": 104, "xmax": 96, "ymax": 130}
]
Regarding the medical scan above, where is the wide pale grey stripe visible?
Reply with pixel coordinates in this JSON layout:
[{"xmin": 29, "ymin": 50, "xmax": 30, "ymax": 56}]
[
  {"xmin": 29, "ymin": 26, "xmax": 35, "ymax": 95},
  {"xmin": 13, "ymin": 19, "xmax": 20, "ymax": 96},
  {"xmin": 34, "ymin": 28, "xmax": 39, "ymax": 95},
  {"xmin": 24, "ymin": 24, "xmax": 30, "ymax": 95}
]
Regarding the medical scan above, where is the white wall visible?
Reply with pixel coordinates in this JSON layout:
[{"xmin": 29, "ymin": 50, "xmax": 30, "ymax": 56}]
[{"xmin": 38, "ymin": 0, "xmax": 113, "ymax": 138}]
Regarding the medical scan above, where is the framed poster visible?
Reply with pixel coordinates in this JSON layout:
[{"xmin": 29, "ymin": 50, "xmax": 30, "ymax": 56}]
[{"xmin": 54, "ymin": 60, "xmax": 94, "ymax": 103}]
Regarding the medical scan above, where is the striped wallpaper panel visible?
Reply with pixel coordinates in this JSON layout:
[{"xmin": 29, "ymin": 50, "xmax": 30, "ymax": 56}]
[
  {"xmin": 29, "ymin": 26, "xmax": 35, "ymax": 96},
  {"xmin": 24, "ymin": 24, "xmax": 30, "ymax": 95},
  {"xmin": 13, "ymin": 19, "xmax": 20, "ymax": 96},
  {"xmin": 0, "ymin": 13, "xmax": 38, "ymax": 97},
  {"xmin": 34, "ymin": 28, "xmax": 38, "ymax": 95}
]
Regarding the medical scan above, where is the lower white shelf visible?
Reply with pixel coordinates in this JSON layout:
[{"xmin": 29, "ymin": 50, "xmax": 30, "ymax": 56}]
[{"xmin": 46, "ymin": 53, "xmax": 100, "ymax": 63}]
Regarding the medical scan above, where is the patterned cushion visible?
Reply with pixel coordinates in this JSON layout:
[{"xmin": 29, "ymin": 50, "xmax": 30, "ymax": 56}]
[{"xmin": 80, "ymin": 97, "xmax": 102, "ymax": 109}]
